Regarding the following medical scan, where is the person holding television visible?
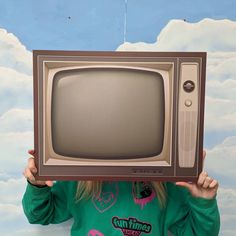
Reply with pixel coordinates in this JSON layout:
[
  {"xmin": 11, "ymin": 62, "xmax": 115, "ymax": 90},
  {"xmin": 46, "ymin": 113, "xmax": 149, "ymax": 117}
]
[{"xmin": 22, "ymin": 150, "xmax": 220, "ymax": 236}]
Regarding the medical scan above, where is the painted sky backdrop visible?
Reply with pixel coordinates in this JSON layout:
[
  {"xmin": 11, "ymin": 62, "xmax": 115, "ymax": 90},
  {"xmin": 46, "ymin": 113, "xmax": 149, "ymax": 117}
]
[
  {"xmin": 1, "ymin": 0, "xmax": 236, "ymax": 51},
  {"xmin": 0, "ymin": 0, "xmax": 236, "ymax": 235}
]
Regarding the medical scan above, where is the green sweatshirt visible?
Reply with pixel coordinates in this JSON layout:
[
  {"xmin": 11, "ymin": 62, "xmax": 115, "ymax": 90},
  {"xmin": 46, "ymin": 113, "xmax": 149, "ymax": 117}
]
[{"xmin": 22, "ymin": 181, "xmax": 220, "ymax": 236}]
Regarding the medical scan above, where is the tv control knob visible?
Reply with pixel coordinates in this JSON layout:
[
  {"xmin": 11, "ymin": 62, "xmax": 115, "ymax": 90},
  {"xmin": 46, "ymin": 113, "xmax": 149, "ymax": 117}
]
[
  {"xmin": 185, "ymin": 99, "xmax": 192, "ymax": 107},
  {"xmin": 183, "ymin": 80, "xmax": 195, "ymax": 93}
]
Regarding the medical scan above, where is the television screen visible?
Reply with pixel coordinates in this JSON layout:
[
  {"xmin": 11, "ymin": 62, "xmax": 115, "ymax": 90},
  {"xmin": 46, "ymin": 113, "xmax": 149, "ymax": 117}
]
[
  {"xmin": 33, "ymin": 51, "xmax": 206, "ymax": 181},
  {"xmin": 52, "ymin": 68, "xmax": 164, "ymax": 159}
]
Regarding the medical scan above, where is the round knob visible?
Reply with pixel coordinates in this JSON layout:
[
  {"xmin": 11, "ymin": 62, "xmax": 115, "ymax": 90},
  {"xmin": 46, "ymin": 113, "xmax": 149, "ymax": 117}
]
[
  {"xmin": 183, "ymin": 80, "xmax": 195, "ymax": 93},
  {"xmin": 185, "ymin": 99, "xmax": 192, "ymax": 107}
]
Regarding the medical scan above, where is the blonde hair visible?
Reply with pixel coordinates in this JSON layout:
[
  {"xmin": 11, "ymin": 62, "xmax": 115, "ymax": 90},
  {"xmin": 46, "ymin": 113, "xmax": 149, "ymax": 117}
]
[{"xmin": 76, "ymin": 181, "xmax": 166, "ymax": 208}]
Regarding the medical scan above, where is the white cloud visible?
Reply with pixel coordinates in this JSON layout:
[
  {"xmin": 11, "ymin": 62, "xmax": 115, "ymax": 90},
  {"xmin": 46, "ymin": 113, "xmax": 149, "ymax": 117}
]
[
  {"xmin": 205, "ymin": 96, "xmax": 236, "ymax": 132},
  {"xmin": 205, "ymin": 136, "xmax": 236, "ymax": 183},
  {"xmin": 0, "ymin": 132, "xmax": 33, "ymax": 176},
  {"xmin": 4, "ymin": 223, "xmax": 71, "ymax": 236},
  {"xmin": 217, "ymin": 187, "xmax": 236, "ymax": 236},
  {"xmin": 0, "ymin": 110, "xmax": 33, "ymax": 177},
  {"xmin": 118, "ymin": 18, "xmax": 236, "ymax": 52},
  {"xmin": 0, "ymin": 203, "xmax": 22, "ymax": 221},
  {"xmin": 205, "ymin": 112, "xmax": 236, "ymax": 133},
  {"xmin": 0, "ymin": 177, "xmax": 29, "ymax": 235},
  {"xmin": 0, "ymin": 172, "xmax": 13, "ymax": 181},
  {"xmin": 206, "ymin": 78, "xmax": 236, "ymax": 100},
  {"xmin": 0, "ymin": 28, "xmax": 32, "ymax": 75},
  {"xmin": 0, "ymin": 177, "xmax": 26, "ymax": 204},
  {"xmin": 218, "ymin": 187, "xmax": 236, "ymax": 214},
  {"xmin": 0, "ymin": 30, "xmax": 33, "ymax": 176},
  {"xmin": 0, "ymin": 109, "xmax": 33, "ymax": 133},
  {"xmin": 207, "ymin": 53, "xmax": 236, "ymax": 81},
  {"xmin": 0, "ymin": 66, "xmax": 33, "ymax": 115}
]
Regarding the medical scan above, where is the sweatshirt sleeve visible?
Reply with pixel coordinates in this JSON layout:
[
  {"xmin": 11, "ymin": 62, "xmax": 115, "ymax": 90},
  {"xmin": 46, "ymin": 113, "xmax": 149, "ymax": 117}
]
[
  {"xmin": 166, "ymin": 183, "xmax": 220, "ymax": 236},
  {"xmin": 22, "ymin": 181, "xmax": 72, "ymax": 225}
]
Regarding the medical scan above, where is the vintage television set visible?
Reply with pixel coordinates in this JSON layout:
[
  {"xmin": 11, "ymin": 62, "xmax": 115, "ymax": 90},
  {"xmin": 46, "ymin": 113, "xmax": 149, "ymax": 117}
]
[{"xmin": 33, "ymin": 50, "xmax": 206, "ymax": 181}]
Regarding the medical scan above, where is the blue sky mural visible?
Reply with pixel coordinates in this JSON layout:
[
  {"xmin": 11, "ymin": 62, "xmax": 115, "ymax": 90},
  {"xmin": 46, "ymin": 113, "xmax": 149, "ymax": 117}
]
[{"xmin": 0, "ymin": 0, "xmax": 236, "ymax": 235}]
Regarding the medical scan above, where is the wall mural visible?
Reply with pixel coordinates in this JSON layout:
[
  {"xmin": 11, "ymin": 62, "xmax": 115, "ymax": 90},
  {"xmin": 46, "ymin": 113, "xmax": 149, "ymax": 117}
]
[{"xmin": 0, "ymin": 0, "xmax": 235, "ymax": 235}]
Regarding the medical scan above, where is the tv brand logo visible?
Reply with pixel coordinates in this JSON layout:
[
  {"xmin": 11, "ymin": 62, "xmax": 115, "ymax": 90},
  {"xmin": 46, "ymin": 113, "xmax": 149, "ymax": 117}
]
[{"xmin": 132, "ymin": 168, "xmax": 163, "ymax": 175}]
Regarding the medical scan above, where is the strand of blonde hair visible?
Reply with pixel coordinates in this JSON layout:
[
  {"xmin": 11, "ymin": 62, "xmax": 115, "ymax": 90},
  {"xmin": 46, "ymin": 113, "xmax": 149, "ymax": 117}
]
[{"xmin": 76, "ymin": 181, "xmax": 166, "ymax": 207}]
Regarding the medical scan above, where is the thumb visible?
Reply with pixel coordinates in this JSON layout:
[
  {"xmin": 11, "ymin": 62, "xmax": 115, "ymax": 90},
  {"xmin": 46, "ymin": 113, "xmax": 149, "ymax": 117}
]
[{"xmin": 175, "ymin": 181, "xmax": 194, "ymax": 192}]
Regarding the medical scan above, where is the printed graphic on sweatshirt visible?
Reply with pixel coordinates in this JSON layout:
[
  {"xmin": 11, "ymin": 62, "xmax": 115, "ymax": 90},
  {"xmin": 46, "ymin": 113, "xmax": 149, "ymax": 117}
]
[
  {"xmin": 92, "ymin": 182, "xmax": 118, "ymax": 213},
  {"xmin": 112, "ymin": 216, "xmax": 152, "ymax": 236},
  {"xmin": 132, "ymin": 182, "xmax": 155, "ymax": 209},
  {"xmin": 87, "ymin": 229, "xmax": 104, "ymax": 236}
]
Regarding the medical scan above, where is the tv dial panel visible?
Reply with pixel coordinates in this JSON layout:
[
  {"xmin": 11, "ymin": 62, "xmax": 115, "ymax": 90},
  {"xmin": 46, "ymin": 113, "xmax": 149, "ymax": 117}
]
[{"xmin": 178, "ymin": 63, "xmax": 199, "ymax": 168}]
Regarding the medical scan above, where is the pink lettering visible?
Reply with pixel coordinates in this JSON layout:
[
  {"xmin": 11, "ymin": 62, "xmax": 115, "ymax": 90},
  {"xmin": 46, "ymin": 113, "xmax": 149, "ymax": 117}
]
[{"xmin": 87, "ymin": 229, "xmax": 104, "ymax": 236}]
